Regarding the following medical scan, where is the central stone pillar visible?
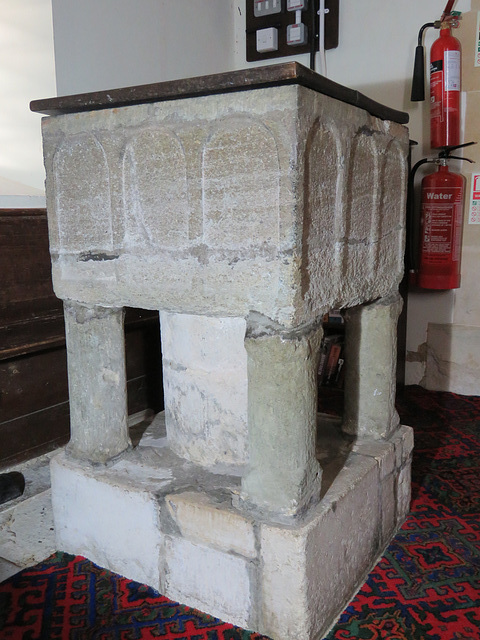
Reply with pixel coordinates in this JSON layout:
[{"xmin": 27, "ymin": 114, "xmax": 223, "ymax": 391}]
[
  {"xmin": 240, "ymin": 314, "xmax": 323, "ymax": 518},
  {"xmin": 160, "ymin": 312, "xmax": 248, "ymax": 471}
]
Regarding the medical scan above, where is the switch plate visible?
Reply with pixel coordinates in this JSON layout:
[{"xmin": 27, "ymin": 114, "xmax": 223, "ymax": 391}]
[
  {"xmin": 254, "ymin": 0, "xmax": 282, "ymax": 17},
  {"xmin": 286, "ymin": 0, "xmax": 307, "ymax": 10},
  {"xmin": 256, "ymin": 27, "xmax": 279, "ymax": 52},
  {"xmin": 287, "ymin": 22, "xmax": 308, "ymax": 45}
]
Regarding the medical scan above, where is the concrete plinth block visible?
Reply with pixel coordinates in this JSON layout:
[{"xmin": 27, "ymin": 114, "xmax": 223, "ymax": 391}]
[
  {"xmin": 350, "ymin": 438, "xmax": 397, "ymax": 545},
  {"xmin": 351, "ymin": 439, "xmax": 396, "ymax": 479},
  {"xmin": 379, "ymin": 471, "xmax": 397, "ymax": 546},
  {"xmin": 163, "ymin": 536, "xmax": 253, "ymax": 630},
  {"xmin": 259, "ymin": 455, "xmax": 380, "ymax": 640},
  {"xmin": 165, "ymin": 491, "xmax": 256, "ymax": 558},
  {"xmin": 50, "ymin": 453, "xmax": 163, "ymax": 590},
  {"xmin": 396, "ymin": 461, "xmax": 412, "ymax": 526},
  {"xmin": 391, "ymin": 424, "xmax": 415, "ymax": 469}
]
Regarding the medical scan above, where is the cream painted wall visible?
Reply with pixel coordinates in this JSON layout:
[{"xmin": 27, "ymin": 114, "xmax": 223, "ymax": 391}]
[
  {"xmin": 0, "ymin": 0, "xmax": 56, "ymax": 194},
  {"xmin": 51, "ymin": 0, "xmax": 236, "ymax": 95}
]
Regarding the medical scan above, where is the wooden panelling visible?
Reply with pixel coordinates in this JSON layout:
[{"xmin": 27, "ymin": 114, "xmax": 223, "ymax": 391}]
[
  {"xmin": 1, "ymin": 347, "xmax": 69, "ymax": 424},
  {"xmin": 0, "ymin": 209, "xmax": 163, "ymax": 468},
  {"xmin": 0, "ymin": 209, "xmax": 62, "ymax": 323}
]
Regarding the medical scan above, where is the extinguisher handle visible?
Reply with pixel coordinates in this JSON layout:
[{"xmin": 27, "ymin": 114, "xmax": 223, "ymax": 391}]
[
  {"xmin": 443, "ymin": 155, "xmax": 475, "ymax": 163},
  {"xmin": 407, "ymin": 158, "xmax": 434, "ymax": 273},
  {"xmin": 441, "ymin": 0, "xmax": 455, "ymax": 23},
  {"xmin": 439, "ymin": 141, "xmax": 477, "ymax": 163},
  {"xmin": 440, "ymin": 141, "xmax": 477, "ymax": 155}
]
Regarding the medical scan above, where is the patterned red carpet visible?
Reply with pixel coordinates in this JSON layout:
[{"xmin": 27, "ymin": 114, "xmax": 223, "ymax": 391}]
[
  {"xmin": 0, "ymin": 551, "xmax": 269, "ymax": 639},
  {"xmin": 324, "ymin": 385, "xmax": 480, "ymax": 639},
  {"xmin": 0, "ymin": 386, "xmax": 479, "ymax": 639}
]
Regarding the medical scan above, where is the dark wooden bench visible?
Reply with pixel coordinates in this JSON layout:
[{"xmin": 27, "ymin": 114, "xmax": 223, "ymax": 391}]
[{"xmin": 0, "ymin": 209, "xmax": 163, "ymax": 467}]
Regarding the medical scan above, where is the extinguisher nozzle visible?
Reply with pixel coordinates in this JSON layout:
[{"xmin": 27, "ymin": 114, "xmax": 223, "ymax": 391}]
[{"xmin": 411, "ymin": 45, "xmax": 426, "ymax": 102}]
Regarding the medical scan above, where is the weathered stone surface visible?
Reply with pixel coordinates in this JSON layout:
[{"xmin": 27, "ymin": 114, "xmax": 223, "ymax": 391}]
[
  {"xmin": 396, "ymin": 461, "xmax": 412, "ymax": 526},
  {"xmin": 53, "ymin": 135, "xmax": 112, "ymax": 253},
  {"xmin": 350, "ymin": 437, "xmax": 410, "ymax": 545},
  {"xmin": 343, "ymin": 293, "xmax": 403, "ymax": 439},
  {"xmin": 240, "ymin": 316, "xmax": 323, "ymax": 518},
  {"xmin": 63, "ymin": 302, "xmax": 130, "ymax": 463},
  {"xmin": 351, "ymin": 439, "xmax": 396, "ymax": 479},
  {"xmin": 203, "ymin": 120, "xmax": 280, "ymax": 249},
  {"xmin": 163, "ymin": 536, "xmax": 253, "ymax": 629},
  {"xmin": 391, "ymin": 424, "xmax": 415, "ymax": 470},
  {"xmin": 51, "ymin": 453, "xmax": 163, "ymax": 590},
  {"xmin": 50, "ymin": 417, "xmax": 413, "ymax": 640},
  {"xmin": 161, "ymin": 313, "xmax": 248, "ymax": 470},
  {"xmin": 123, "ymin": 129, "xmax": 189, "ymax": 248},
  {"xmin": 259, "ymin": 454, "xmax": 380, "ymax": 640},
  {"xmin": 42, "ymin": 84, "xmax": 408, "ymax": 328},
  {"xmin": 165, "ymin": 491, "xmax": 256, "ymax": 558}
]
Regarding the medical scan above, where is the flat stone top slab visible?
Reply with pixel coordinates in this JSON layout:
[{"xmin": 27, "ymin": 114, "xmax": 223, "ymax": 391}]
[{"xmin": 30, "ymin": 62, "xmax": 408, "ymax": 125}]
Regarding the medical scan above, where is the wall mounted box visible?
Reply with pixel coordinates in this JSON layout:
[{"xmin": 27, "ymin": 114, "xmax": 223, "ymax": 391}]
[{"xmin": 246, "ymin": 0, "xmax": 339, "ymax": 62}]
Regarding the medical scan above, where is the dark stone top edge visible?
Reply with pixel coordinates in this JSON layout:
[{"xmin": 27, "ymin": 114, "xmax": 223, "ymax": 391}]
[{"xmin": 30, "ymin": 62, "xmax": 409, "ymax": 125}]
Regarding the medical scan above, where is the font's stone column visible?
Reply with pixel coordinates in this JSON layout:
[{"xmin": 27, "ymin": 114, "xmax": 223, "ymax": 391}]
[
  {"xmin": 160, "ymin": 312, "xmax": 248, "ymax": 470},
  {"xmin": 343, "ymin": 292, "xmax": 403, "ymax": 439},
  {"xmin": 240, "ymin": 314, "xmax": 323, "ymax": 518},
  {"xmin": 64, "ymin": 302, "xmax": 130, "ymax": 463}
]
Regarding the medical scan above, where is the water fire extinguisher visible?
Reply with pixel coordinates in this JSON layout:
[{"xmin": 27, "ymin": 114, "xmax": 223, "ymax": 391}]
[
  {"xmin": 409, "ymin": 143, "xmax": 475, "ymax": 290},
  {"xmin": 411, "ymin": 1, "xmax": 462, "ymax": 148}
]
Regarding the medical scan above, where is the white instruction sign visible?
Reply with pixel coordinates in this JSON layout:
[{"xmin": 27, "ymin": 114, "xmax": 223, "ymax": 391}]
[{"xmin": 468, "ymin": 174, "xmax": 480, "ymax": 224}]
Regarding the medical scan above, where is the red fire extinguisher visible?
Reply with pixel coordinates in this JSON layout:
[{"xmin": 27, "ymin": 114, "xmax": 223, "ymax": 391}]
[
  {"xmin": 411, "ymin": 1, "xmax": 461, "ymax": 149},
  {"xmin": 408, "ymin": 144, "xmax": 474, "ymax": 290},
  {"xmin": 430, "ymin": 24, "xmax": 461, "ymax": 148},
  {"xmin": 418, "ymin": 159, "xmax": 464, "ymax": 288}
]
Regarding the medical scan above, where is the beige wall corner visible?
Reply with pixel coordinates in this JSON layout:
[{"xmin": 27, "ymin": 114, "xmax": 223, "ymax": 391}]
[
  {"xmin": 459, "ymin": 7, "xmax": 480, "ymax": 91},
  {"xmin": 426, "ymin": 323, "xmax": 480, "ymax": 395},
  {"xmin": 453, "ymin": 244, "xmax": 480, "ymax": 326}
]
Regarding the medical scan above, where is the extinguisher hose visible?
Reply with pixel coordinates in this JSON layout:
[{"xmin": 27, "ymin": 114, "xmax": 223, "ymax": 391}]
[
  {"xmin": 407, "ymin": 158, "xmax": 432, "ymax": 272},
  {"xmin": 417, "ymin": 22, "xmax": 435, "ymax": 46}
]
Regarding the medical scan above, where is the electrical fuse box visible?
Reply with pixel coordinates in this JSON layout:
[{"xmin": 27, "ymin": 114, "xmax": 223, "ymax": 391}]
[{"xmin": 246, "ymin": 0, "xmax": 339, "ymax": 62}]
